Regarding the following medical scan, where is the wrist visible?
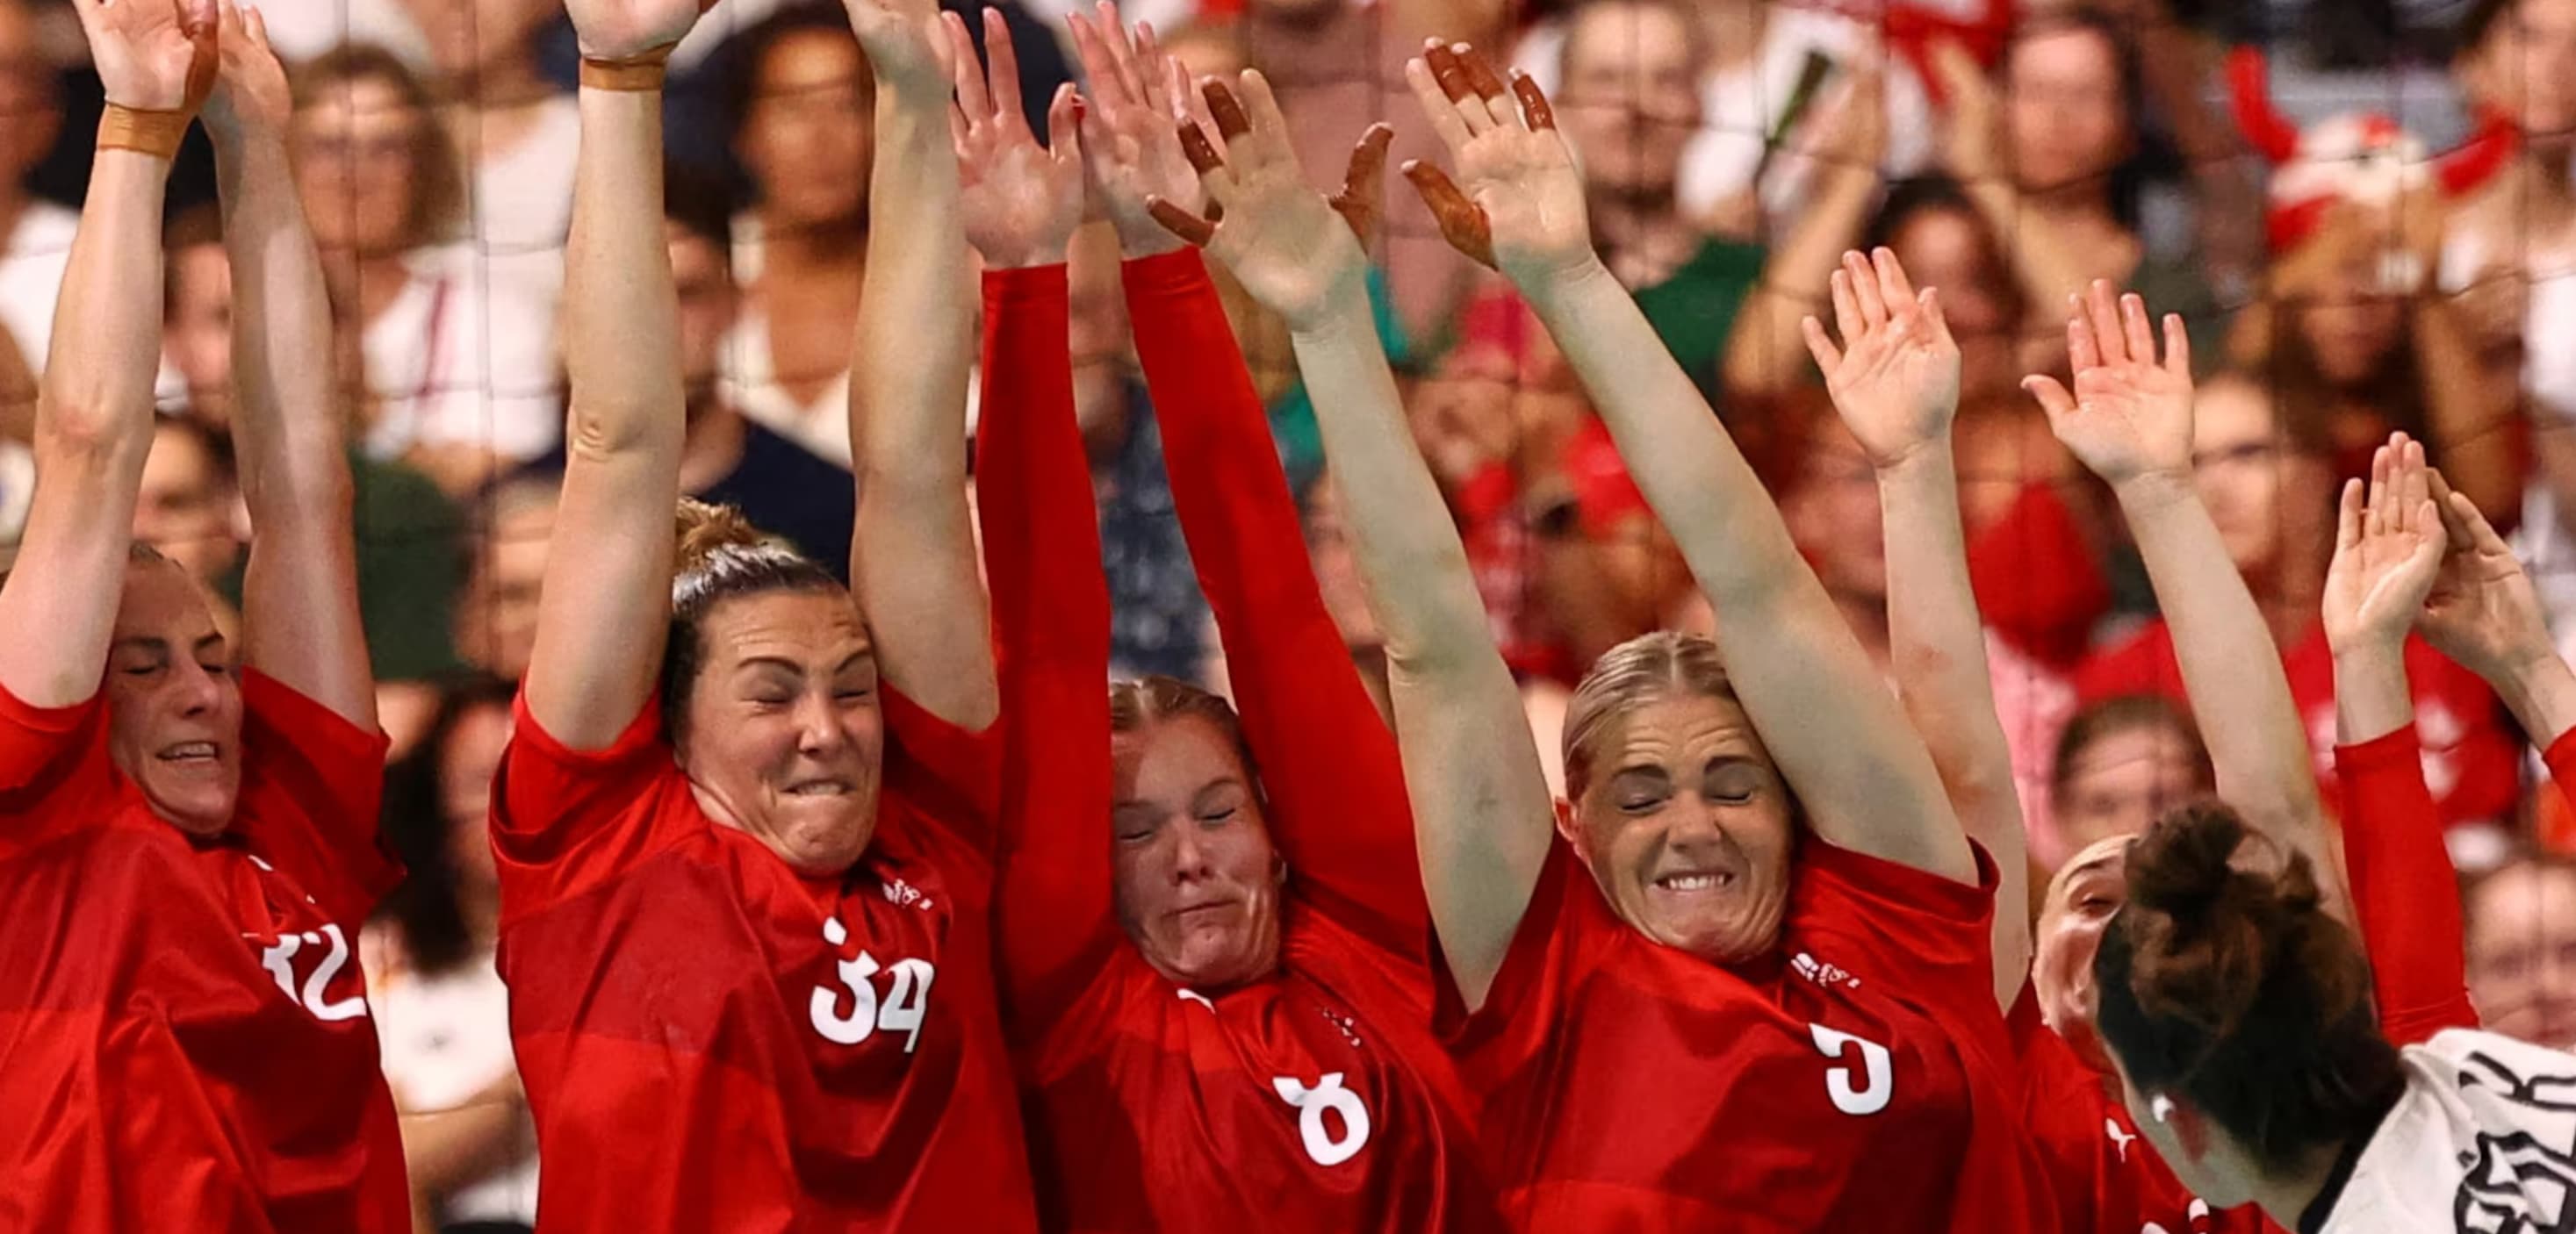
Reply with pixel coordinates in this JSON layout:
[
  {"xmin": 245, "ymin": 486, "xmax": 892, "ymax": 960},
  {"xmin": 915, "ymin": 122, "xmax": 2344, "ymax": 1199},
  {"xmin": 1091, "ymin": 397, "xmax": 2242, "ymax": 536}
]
[
  {"xmin": 1513, "ymin": 253, "xmax": 1620, "ymax": 315},
  {"xmin": 2110, "ymin": 469, "xmax": 2198, "ymax": 513},
  {"xmin": 97, "ymin": 105, "xmax": 192, "ymax": 161},
  {"xmin": 981, "ymin": 243, "xmax": 1071, "ymax": 271},
  {"xmin": 2331, "ymin": 637, "xmax": 2410, "ymax": 675},
  {"xmin": 1871, "ymin": 437, "xmax": 1955, "ymax": 480},
  {"xmin": 1284, "ymin": 279, "xmax": 1382, "ymax": 347},
  {"xmin": 1111, "ymin": 220, "xmax": 1187, "ymax": 259}
]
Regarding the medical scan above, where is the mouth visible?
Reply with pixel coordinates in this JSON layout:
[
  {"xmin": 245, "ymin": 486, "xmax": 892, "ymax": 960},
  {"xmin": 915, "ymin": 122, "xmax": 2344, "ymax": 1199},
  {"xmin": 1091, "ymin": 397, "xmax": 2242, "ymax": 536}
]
[
  {"xmin": 155, "ymin": 742, "xmax": 221, "ymax": 765},
  {"xmin": 783, "ymin": 778, "xmax": 854, "ymax": 799},
  {"xmin": 1652, "ymin": 871, "xmax": 1734, "ymax": 894},
  {"xmin": 1173, "ymin": 900, "xmax": 1239, "ymax": 925}
]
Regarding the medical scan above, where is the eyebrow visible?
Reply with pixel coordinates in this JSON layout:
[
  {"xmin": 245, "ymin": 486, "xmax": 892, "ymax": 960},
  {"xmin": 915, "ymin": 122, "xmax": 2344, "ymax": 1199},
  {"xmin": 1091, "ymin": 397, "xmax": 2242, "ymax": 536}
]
[{"xmin": 111, "ymin": 635, "xmax": 226, "ymax": 656}]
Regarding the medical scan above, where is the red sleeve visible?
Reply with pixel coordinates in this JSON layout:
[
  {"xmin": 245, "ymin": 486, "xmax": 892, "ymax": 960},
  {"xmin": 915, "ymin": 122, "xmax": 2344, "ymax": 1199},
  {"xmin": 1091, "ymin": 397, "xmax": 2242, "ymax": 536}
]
[
  {"xmin": 1124, "ymin": 248, "xmax": 1429, "ymax": 958},
  {"xmin": 1789, "ymin": 838, "xmax": 2003, "ymax": 1037},
  {"xmin": 2545, "ymin": 725, "xmax": 2576, "ymax": 793},
  {"xmin": 233, "ymin": 669, "xmax": 399, "ymax": 924},
  {"xmin": 487, "ymin": 692, "xmax": 688, "ymax": 929},
  {"xmin": 973, "ymin": 263, "xmax": 1120, "ymax": 1028},
  {"xmin": 2335, "ymin": 726, "xmax": 2480, "ymax": 1045},
  {"xmin": 0, "ymin": 680, "xmax": 112, "ymax": 847}
]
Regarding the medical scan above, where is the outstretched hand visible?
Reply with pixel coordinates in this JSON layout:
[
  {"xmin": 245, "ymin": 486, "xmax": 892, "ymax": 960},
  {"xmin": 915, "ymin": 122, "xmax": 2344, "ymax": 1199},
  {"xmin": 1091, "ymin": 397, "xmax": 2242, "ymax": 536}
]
[
  {"xmin": 1803, "ymin": 248, "xmax": 1961, "ymax": 470},
  {"xmin": 74, "ymin": 0, "xmax": 215, "ymax": 114},
  {"xmin": 2322, "ymin": 434, "xmax": 2446, "ymax": 658},
  {"xmin": 1065, "ymin": 4, "xmax": 1199, "ymax": 256},
  {"xmin": 1400, "ymin": 40, "xmax": 1590, "ymax": 285},
  {"xmin": 2418, "ymin": 468, "xmax": 2556, "ymax": 682},
  {"xmin": 844, "ymin": 0, "xmax": 953, "ymax": 103},
  {"xmin": 201, "ymin": 0, "xmax": 288, "ymax": 146},
  {"xmin": 2021, "ymin": 281, "xmax": 2195, "ymax": 490},
  {"xmin": 947, "ymin": 10, "xmax": 1082, "ymax": 269},
  {"xmin": 565, "ymin": 0, "xmax": 714, "ymax": 62},
  {"xmin": 1148, "ymin": 72, "xmax": 1390, "ymax": 331}
]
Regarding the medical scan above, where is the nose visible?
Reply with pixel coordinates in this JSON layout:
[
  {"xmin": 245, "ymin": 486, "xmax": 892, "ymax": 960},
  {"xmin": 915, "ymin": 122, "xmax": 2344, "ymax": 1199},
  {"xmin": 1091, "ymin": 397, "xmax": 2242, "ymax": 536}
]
[
  {"xmin": 794, "ymin": 692, "xmax": 845, "ymax": 756},
  {"xmin": 171, "ymin": 657, "xmax": 223, "ymax": 717},
  {"xmin": 1167, "ymin": 821, "xmax": 1215, "ymax": 883}
]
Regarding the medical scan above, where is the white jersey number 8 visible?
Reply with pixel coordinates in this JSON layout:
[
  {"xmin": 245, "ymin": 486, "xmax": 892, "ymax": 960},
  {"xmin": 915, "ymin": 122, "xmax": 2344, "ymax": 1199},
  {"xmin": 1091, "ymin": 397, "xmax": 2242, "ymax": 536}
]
[
  {"xmin": 809, "ymin": 916, "xmax": 936, "ymax": 1052},
  {"xmin": 1272, "ymin": 1072, "xmax": 1372, "ymax": 1166},
  {"xmin": 1808, "ymin": 1023, "xmax": 1895, "ymax": 1116}
]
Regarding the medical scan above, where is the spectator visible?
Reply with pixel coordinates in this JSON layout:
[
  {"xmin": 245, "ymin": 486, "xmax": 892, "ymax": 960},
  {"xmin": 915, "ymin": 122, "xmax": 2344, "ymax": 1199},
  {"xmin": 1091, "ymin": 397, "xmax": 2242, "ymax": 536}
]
[
  {"xmin": 2069, "ymin": 372, "xmax": 2522, "ymax": 837},
  {"xmin": 2042, "ymin": 692, "xmax": 2212, "ymax": 867},
  {"xmin": 720, "ymin": 4, "xmax": 874, "ymax": 463},
  {"xmin": 371, "ymin": 676, "xmax": 537, "ymax": 1233},
  {"xmin": 0, "ymin": 0, "xmax": 70, "ymax": 383},
  {"xmin": 2464, "ymin": 853, "xmax": 2576, "ymax": 1047},
  {"xmin": 454, "ymin": 475, "xmax": 553, "ymax": 683},
  {"xmin": 396, "ymin": 0, "xmax": 579, "ymax": 259},
  {"xmin": 1860, "ymin": 176, "xmax": 2040, "ymax": 397},
  {"xmin": 290, "ymin": 45, "xmax": 564, "ymax": 496},
  {"xmin": 133, "ymin": 417, "xmax": 241, "ymax": 618}
]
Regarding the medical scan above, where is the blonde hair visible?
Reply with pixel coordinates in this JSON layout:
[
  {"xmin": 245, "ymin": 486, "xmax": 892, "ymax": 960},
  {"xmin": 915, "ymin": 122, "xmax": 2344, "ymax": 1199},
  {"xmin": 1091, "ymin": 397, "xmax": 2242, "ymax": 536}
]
[
  {"xmin": 1108, "ymin": 675, "xmax": 1261, "ymax": 794},
  {"xmin": 1561, "ymin": 630, "xmax": 1741, "ymax": 802}
]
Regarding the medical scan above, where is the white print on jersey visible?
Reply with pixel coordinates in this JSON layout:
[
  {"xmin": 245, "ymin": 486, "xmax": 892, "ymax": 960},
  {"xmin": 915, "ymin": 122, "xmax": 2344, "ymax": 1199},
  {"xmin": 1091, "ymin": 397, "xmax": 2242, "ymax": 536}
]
[
  {"xmin": 2452, "ymin": 1048, "xmax": 2576, "ymax": 1233},
  {"xmin": 1791, "ymin": 951, "xmax": 1861, "ymax": 991},
  {"xmin": 809, "ymin": 915, "xmax": 937, "ymax": 1052},
  {"xmin": 2141, "ymin": 1198, "xmax": 2212, "ymax": 1234},
  {"xmin": 1807, "ymin": 1023, "xmax": 1895, "ymax": 1116},
  {"xmin": 881, "ymin": 877, "xmax": 935, "ymax": 913},
  {"xmin": 1177, "ymin": 988, "xmax": 1215, "ymax": 1011},
  {"xmin": 2106, "ymin": 1118, "xmax": 2138, "ymax": 1162},
  {"xmin": 1272, "ymin": 1073, "xmax": 1372, "ymax": 1166},
  {"xmin": 253, "ymin": 922, "xmax": 370, "ymax": 1022}
]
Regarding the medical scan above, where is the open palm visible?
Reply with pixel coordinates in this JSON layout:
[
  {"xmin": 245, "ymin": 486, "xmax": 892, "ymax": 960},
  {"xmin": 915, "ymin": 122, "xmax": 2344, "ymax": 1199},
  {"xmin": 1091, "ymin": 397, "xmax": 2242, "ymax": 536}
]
[
  {"xmin": 845, "ymin": 0, "xmax": 951, "ymax": 102},
  {"xmin": 565, "ymin": 0, "xmax": 711, "ymax": 61},
  {"xmin": 1150, "ymin": 73, "xmax": 1385, "ymax": 332},
  {"xmin": 948, "ymin": 11, "xmax": 1082, "ymax": 269},
  {"xmin": 1400, "ymin": 42, "xmax": 1589, "ymax": 283},
  {"xmin": 2023, "ymin": 281, "xmax": 2195, "ymax": 487},
  {"xmin": 1066, "ymin": 4, "xmax": 1200, "ymax": 255},
  {"xmin": 75, "ymin": 0, "xmax": 214, "ymax": 113},
  {"xmin": 1804, "ymin": 248, "xmax": 1961, "ymax": 469},
  {"xmin": 2419, "ymin": 470, "xmax": 2553, "ymax": 680},
  {"xmin": 202, "ymin": 0, "xmax": 289, "ymax": 145},
  {"xmin": 2322, "ymin": 435, "xmax": 2446, "ymax": 656}
]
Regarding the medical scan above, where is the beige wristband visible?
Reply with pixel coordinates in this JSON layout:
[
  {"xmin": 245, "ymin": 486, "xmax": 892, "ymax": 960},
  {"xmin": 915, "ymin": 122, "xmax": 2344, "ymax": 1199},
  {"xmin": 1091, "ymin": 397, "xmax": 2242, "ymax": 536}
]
[
  {"xmin": 579, "ymin": 47, "xmax": 675, "ymax": 92},
  {"xmin": 97, "ymin": 104, "xmax": 191, "ymax": 160}
]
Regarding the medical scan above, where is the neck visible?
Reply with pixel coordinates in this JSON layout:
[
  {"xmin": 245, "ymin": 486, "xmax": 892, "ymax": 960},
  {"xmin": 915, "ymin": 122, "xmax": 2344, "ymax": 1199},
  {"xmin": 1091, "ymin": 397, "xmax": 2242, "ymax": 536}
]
[
  {"xmin": 2248, "ymin": 1139, "xmax": 2352, "ymax": 1231},
  {"xmin": 1589, "ymin": 191, "xmax": 1694, "ymax": 286},
  {"xmin": 455, "ymin": 52, "xmax": 550, "ymax": 108},
  {"xmin": 2025, "ymin": 178, "xmax": 2117, "ymax": 226},
  {"xmin": 761, "ymin": 212, "xmax": 868, "ymax": 274},
  {"xmin": 321, "ymin": 248, "xmax": 415, "ymax": 327},
  {"xmin": 2248, "ymin": 549, "xmax": 2328, "ymax": 651},
  {"xmin": 0, "ymin": 189, "xmax": 23, "ymax": 243},
  {"xmin": 679, "ymin": 389, "xmax": 748, "ymax": 490},
  {"xmin": 1701, "ymin": 0, "xmax": 1767, "ymax": 73}
]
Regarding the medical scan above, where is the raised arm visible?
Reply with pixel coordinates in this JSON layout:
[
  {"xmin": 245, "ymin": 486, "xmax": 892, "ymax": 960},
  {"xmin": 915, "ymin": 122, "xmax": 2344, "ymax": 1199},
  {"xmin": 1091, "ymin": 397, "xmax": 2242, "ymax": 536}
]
[
  {"xmin": 1076, "ymin": 12, "xmax": 1427, "ymax": 948},
  {"xmin": 519, "ymin": 0, "xmax": 707, "ymax": 749},
  {"xmin": 1402, "ymin": 46, "xmax": 1973, "ymax": 885},
  {"xmin": 2022, "ymin": 282, "xmax": 2343, "ymax": 915},
  {"xmin": 1808, "ymin": 247, "xmax": 2029, "ymax": 1006},
  {"xmin": 0, "ymin": 0, "xmax": 209, "ymax": 710},
  {"xmin": 1151, "ymin": 75, "xmax": 1552, "ymax": 1008},
  {"xmin": 204, "ymin": 1, "xmax": 371, "ymax": 728},
  {"xmin": 948, "ymin": 10, "xmax": 1119, "ymax": 1024},
  {"xmin": 2320, "ymin": 434, "xmax": 2480, "ymax": 1044},
  {"xmin": 2417, "ymin": 469, "xmax": 2576, "ymax": 751},
  {"xmin": 844, "ymin": 0, "xmax": 992, "ymax": 731}
]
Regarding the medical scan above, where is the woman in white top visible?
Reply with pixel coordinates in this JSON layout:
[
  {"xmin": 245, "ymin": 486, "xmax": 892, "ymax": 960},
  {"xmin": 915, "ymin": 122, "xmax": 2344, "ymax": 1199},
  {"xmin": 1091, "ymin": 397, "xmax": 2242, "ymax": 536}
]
[
  {"xmin": 370, "ymin": 676, "xmax": 537, "ymax": 1234},
  {"xmin": 289, "ymin": 46, "xmax": 563, "ymax": 496}
]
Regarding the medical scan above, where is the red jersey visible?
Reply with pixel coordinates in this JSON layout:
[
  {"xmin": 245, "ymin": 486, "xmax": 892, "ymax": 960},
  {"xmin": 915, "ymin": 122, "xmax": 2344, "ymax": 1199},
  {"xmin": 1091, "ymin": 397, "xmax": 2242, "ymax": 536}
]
[
  {"xmin": 976, "ymin": 255, "xmax": 1503, "ymax": 1232},
  {"xmin": 0, "ymin": 671, "xmax": 408, "ymax": 1233},
  {"xmin": 2007, "ymin": 989, "xmax": 2270, "ymax": 1234},
  {"xmin": 1440, "ymin": 836, "xmax": 2054, "ymax": 1232},
  {"xmin": 2072, "ymin": 621, "xmax": 2516, "ymax": 829},
  {"xmin": 490, "ymin": 687, "xmax": 1036, "ymax": 1233}
]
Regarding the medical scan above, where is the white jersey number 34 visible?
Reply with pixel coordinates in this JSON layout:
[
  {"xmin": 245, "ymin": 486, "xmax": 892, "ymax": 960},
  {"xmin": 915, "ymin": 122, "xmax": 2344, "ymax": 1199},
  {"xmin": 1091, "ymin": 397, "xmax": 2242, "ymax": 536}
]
[{"xmin": 809, "ymin": 916, "xmax": 936, "ymax": 1052}]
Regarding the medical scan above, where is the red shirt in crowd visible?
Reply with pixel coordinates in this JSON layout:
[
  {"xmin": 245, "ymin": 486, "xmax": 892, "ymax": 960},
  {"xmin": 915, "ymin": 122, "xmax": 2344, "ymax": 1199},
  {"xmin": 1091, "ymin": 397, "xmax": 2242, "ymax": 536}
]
[
  {"xmin": 2073, "ymin": 621, "xmax": 2518, "ymax": 830},
  {"xmin": 490, "ymin": 685, "xmax": 1037, "ymax": 1233},
  {"xmin": 0, "ymin": 671, "xmax": 409, "ymax": 1233},
  {"xmin": 1441, "ymin": 835, "xmax": 2055, "ymax": 1231},
  {"xmin": 976, "ymin": 255, "xmax": 1504, "ymax": 1232}
]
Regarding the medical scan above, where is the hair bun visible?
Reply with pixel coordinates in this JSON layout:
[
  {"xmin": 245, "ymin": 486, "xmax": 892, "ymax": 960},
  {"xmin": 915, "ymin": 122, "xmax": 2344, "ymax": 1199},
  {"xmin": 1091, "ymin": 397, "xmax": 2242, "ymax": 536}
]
[
  {"xmin": 2126, "ymin": 802, "xmax": 2248, "ymax": 918},
  {"xmin": 673, "ymin": 498, "xmax": 770, "ymax": 572}
]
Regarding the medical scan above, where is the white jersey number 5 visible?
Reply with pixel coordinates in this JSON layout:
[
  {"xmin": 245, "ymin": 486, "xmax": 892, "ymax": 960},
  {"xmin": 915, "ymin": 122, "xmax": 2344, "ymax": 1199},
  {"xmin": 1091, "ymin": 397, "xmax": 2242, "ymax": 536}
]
[
  {"xmin": 1808, "ymin": 1023, "xmax": 1895, "ymax": 1116},
  {"xmin": 1272, "ymin": 1072, "xmax": 1372, "ymax": 1166},
  {"xmin": 809, "ymin": 916, "xmax": 937, "ymax": 1052}
]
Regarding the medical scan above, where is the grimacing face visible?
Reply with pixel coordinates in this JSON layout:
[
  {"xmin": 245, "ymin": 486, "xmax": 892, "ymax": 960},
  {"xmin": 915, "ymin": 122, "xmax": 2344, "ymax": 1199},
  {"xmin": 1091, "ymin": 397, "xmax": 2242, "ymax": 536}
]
[
  {"xmin": 105, "ymin": 557, "xmax": 246, "ymax": 836},
  {"xmin": 2033, "ymin": 836, "xmax": 2131, "ymax": 1067},
  {"xmin": 1566, "ymin": 692, "xmax": 1795, "ymax": 965},
  {"xmin": 1111, "ymin": 714, "xmax": 1284, "ymax": 992},
  {"xmin": 677, "ymin": 589, "xmax": 887, "ymax": 875}
]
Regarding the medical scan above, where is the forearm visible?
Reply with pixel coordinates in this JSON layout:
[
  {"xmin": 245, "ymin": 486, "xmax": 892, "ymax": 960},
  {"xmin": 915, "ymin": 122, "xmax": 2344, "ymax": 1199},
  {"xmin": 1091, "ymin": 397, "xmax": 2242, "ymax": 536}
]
[
  {"xmin": 2332, "ymin": 642, "xmax": 2417, "ymax": 747},
  {"xmin": 2490, "ymin": 649, "xmax": 2576, "ymax": 750},
  {"xmin": 214, "ymin": 131, "xmax": 348, "ymax": 516},
  {"xmin": 561, "ymin": 90, "xmax": 683, "ymax": 459},
  {"xmin": 40, "ymin": 149, "xmax": 171, "ymax": 456},
  {"xmin": 1724, "ymin": 170, "xmax": 1876, "ymax": 398},
  {"xmin": 2114, "ymin": 474, "xmax": 2336, "ymax": 882}
]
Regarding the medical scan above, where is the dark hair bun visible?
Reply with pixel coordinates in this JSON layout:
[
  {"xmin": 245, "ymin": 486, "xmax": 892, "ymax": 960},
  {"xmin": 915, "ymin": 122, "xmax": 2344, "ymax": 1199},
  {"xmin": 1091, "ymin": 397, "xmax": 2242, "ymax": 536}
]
[
  {"xmin": 673, "ymin": 499, "xmax": 771, "ymax": 573},
  {"xmin": 2123, "ymin": 804, "xmax": 2284, "ymax": 1039}
]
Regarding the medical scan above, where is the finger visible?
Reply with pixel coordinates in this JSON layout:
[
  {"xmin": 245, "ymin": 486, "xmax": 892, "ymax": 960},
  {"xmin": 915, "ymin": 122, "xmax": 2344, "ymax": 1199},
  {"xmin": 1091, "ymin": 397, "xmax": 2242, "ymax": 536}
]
[
  {"xmin": 2400, "ymin": 438, "xmax": 2433, "ymax": 536},
  {"xmin": 2365, "ymin": 444, "xmax": 2391, "ymax": 541},
  {"xmin": 1512, "ymin": 70, "xmax": 1557, "ymax": 131},
  {"xmin": 2455, "ymin": 489, "xmax": 2514, "ymax": 556},
  {"xmin": 2086, "ymin": 281, "xmax": 2127, "ymax": 367},
  {"xmin": 1458, "ymin": 43, "xmax": 1514, "ymax": 118},
  {"xmin": 1843, "ymin": 250, "xmax": 1888, "ymax": 329},
  {"xmin": 949, "ymin": 97, "xmax": 971, "ymax": 152},
  {"xmin": 1100, "ymin": 4, "xmax": 1150, "ymax": 111},
  {"xmin": 1147, "ymin": 196, "xmax": 1217, "ymax": 248},
  {"xmin": 944, "ymin": 12, "xmax": 990, "ymax": 120},
  {"xmin": 1406, "ymin": 58, "xmax": 1477, "ymax": 153},
  {"xmin": 1202, "ymin": 76, "xmax": 1252, "ymax": 141},
  {"xmin": 2161, "ymin": 312, "xmax": 2191, "ymax": 381},
  {"xmin": 1404, "ymin": 159, "xmax": 1497, "ymax": 269},
  {"xmin": 1177, "ymin": 116, "xmax": 1226, "ymax": 176},
  {"xmin": 2067, "ymin": 300, "xmax": 2101, "ymax": 372},
  {"xmin": 1872, "ymin": 246, "xmax": 1915, "ymax": 305},
  {"xmin": 241, "ymin": 0, "xmax": 270, "ymax": 47},
  {"xmin": 2428, "ymin": 468, "xmax": 2477, "ymax": 549},
  {"xmin": 2022, "ymin": 375, "xmax": 2077, "ymax": 421},
  {"xmin": 1065, "ymin": 12, "xmax": 1112, "ymax": 97},
  {"xmin": 2119, "ymin": 293, "xmax": 2157, "ymax": 370},
  {"xmin": 983, "ymin": 9, "xmax": 1027, "ymax": 133},
  {"xmin": 1135, "ymin": 22, "xmax": 1171, "ymax": 113},
  {"xmin": 1334, "ymin": 123, "xmax": 1394, "ymax": 242},
  {"xmin": 1801, "ymin": 316, "xmax": 1843, "ymax": 375},
  {"xmin": 1920, "ymin": 287, "xmax": 1954, "ymax": 346},
  {"xmin": 1829, "ymin": 268, "xmax": 1862, "ymax": 343},
  {"xmin": 1047, "ymin": 82, "xmax": 1082, "ymax": 162},
  {"xmin": 1234, "ymin": 69, "xmax": 1292, "ymax": 158},
  {"xmin": 183, "ymin": 0, "xmax": 219, "ymax": 106},
  {"xmin": 2335, "ymin": 478, "xmax": 2365, "ymax": 558},
  {"xmin": 1426, "ymin": 41, "xmax": 1500, "ymax": 133}
]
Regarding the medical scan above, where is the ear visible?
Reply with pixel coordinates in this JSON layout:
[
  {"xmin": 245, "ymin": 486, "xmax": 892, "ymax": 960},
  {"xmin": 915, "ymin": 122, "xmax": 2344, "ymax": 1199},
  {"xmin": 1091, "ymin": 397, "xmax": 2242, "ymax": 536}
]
[{"xmin": 1552, "ymin": 796, "xmax": 1584, "ymax": 851}]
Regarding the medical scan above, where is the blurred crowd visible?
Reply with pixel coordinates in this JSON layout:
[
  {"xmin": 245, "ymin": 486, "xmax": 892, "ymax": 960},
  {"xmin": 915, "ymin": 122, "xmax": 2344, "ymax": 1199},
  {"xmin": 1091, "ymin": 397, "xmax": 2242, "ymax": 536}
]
[{"xmin": 4, "ymin": 0, "xmax": 2575, "ymax": 1227}]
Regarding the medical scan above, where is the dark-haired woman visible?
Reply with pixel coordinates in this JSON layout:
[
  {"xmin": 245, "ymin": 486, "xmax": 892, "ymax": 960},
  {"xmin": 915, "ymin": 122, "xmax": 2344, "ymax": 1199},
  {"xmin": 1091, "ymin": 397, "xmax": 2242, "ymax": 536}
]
[
  {"xmin": 962, "ymin": 15, "xmax": 1501, "ymax": 1229},
  {"xmin": 371, "ymin": 677, "xmax": 535, "ymax": 1232},
  {"xmin": 2096, "ymin": 804, "xmax": 2576, "ymax": 1231},
  {"xmin": 486, "ymin": 0, "xmax": 1034, "ymax": 1227}
]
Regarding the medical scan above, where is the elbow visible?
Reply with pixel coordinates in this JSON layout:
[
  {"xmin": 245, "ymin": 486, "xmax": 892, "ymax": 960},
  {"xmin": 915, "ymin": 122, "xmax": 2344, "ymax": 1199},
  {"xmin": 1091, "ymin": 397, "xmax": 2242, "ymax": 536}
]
[
  {"xmin": 562, "ymin": 399, "xmax": 678, "ymax": 463},
  {"xmin": 33, "ymin": 398, "xmax": 148, "ymax": 470}
]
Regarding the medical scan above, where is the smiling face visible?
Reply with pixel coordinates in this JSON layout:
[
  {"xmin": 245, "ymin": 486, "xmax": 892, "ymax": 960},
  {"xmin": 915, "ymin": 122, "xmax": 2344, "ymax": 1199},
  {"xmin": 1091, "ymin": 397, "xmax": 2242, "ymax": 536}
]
[
  {"xmin": 1567, "ymin": 692, "xmax": 1795, "ymax": 964},
  {"xmin": 105, "ymin": 556, "xmax": 246, "ymax": 836},
  {"xmin": 676, "ymin": 588, "xmax": 887, "ymax": 875},
  {"xmin": 1111, "ymin": 713, "xmax": 1284, "ymax": 992}
]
